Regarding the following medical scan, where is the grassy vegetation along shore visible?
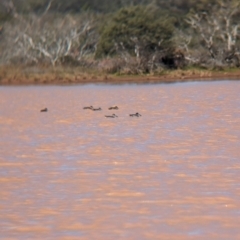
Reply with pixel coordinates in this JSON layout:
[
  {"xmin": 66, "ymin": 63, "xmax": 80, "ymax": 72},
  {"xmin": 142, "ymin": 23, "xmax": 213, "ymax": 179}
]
[{"xmin": 1, "ymin": 66, "xmax": 240, "ymax": 85}]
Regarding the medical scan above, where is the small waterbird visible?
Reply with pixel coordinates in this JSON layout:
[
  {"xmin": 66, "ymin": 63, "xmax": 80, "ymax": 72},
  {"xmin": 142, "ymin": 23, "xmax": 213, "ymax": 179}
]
[
  {"xmin": 83, "ymin": 106, "xmax": 93, "ymax": 110},
  {"xmin": 129, "ymin": 112, "xmax": 141, "ymax": 117},
  {"xmin": 92, "ymin": 107, "xmax": 102, "ymax": 111},
  {"xmin": 108, "ymin": 106, "xmax": 119, "ymax": 110},
  {"xmin": 40, "ymin": 108, "xmax": 48, "ymax": 112},
  {"xmin": 105, "ymin": 114, "xmax": 118, "ymax": 118}
]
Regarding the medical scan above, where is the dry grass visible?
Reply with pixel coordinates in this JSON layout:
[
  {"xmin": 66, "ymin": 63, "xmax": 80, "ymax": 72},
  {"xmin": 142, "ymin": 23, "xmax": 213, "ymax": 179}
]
[{"xmin": 0, "ymin": 65, "xmax": 240, "ymax": 85}]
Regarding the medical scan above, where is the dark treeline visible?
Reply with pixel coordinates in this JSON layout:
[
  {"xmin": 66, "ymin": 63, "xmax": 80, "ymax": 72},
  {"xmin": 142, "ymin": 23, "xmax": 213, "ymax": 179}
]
[{"xmin": 0, "ymin": 0, "xmax": 240, "ymax": 74}]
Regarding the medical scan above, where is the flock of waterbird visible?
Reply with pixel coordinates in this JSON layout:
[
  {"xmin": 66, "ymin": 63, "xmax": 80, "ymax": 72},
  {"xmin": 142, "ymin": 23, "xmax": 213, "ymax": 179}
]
[
  {"xmin": 82, "ymin": 105, "xmax": 141, "ymax": 118},
  {"xmin": 40, "ymin": 106, "xmax": 141, "ymax": 118}
]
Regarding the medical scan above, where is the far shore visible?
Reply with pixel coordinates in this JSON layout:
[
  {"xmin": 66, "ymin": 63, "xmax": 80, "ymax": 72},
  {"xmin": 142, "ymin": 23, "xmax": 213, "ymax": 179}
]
[{"xmin": 0, "ymin": 66, "xmax": 240, "ymax": 85}]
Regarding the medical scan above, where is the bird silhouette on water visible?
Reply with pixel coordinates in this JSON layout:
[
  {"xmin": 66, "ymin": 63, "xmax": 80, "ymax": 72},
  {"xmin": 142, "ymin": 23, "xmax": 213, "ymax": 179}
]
[
  {"xmin": 105, "ymin": 114, "xmax": 118, "ymax": 118},
  {"xmin": 83, "ymin": 106, "xmax": 93, "ymax": 110},
  {"xmin": 129, "ymin": 112, "xmax": 141, "ymax": 117},
  {"xmin": 40, "ymin": 108, "xmax": 48, "ymax": 112},
  {"xmin": 108, "ymin": 106, "xmax": 119, "ymax": 110},
  {"xmin": 92, "ymin": 107, "xmax": 102, "ymax": 111}
]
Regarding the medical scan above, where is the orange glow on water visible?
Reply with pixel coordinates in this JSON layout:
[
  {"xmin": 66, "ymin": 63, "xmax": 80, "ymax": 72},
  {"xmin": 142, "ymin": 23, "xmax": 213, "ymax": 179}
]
[{"xmin": 0, "ymin": 81, "xmax": 240, "ymax": 239}]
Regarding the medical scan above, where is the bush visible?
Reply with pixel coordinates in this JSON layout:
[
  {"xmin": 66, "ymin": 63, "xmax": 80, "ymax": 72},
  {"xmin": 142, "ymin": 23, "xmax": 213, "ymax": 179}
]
[{"xmin": 96, "ymin": 5, "xmax": 175, "ymax": 58}]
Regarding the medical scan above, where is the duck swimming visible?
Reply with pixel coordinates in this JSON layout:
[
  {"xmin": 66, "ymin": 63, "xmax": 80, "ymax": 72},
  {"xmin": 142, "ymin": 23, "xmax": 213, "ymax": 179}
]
[
  {"xmin": 83, "ymin": 106, "xmax": 93, "ymax": 110},
  {"xmin": 105, "ymin": 114, "xmax": 118, "ymax": 118},
  {"xmin": 129, "ymin": 112, "xmax": 141, "ymax": 117},
  {"xmin": 108, "ymin": 106, "xmax": 119, "ymax": 110},
  {"xmin": 40, "ymin": 108, "xmax": 48, "ymax": 112},
  {"xmin": 92, "ymin": 107, "xmax": 102, "ymax": 111}
]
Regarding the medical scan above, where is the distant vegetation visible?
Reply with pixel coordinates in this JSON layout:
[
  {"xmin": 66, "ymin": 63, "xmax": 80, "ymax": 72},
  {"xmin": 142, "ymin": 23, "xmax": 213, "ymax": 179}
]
[{"xmin": 0, "ymin": 0, "xmax": 240, "ymax": 75}]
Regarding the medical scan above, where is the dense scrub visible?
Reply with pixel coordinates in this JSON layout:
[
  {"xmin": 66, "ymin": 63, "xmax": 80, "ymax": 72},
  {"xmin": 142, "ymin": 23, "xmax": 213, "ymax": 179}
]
[
  {"xmin": 0, "ymin": 0, "xmax": 240, "ymax": 74},
  {"xmin": 96, "ymin": 6, "xmax": 174, "ymax": 57}
]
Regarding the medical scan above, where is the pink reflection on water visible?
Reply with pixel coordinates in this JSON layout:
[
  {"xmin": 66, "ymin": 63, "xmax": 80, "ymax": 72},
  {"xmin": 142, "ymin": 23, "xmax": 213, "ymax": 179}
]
[{"xmin": 0, "ymin": 81, "xmax": 240, "ymax": 239}]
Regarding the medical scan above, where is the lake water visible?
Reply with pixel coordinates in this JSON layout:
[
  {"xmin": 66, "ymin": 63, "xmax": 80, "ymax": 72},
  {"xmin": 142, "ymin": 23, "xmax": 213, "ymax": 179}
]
[{"xmin": 0, "ymin": 81, "xmax": 240, "ymax": 239}]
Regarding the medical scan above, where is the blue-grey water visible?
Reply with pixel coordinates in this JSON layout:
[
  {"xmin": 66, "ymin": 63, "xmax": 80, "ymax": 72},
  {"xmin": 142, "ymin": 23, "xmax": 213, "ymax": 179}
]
[{"xmin": 0, "ymin": 81, "xmax": 240, "ymax": 239}]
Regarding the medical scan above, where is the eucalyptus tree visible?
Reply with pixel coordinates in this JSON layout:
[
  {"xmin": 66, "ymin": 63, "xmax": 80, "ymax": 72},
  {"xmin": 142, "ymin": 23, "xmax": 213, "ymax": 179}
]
[{"xmin": 185, "ymin": 0, "xmax": 240, "ymax": 67}]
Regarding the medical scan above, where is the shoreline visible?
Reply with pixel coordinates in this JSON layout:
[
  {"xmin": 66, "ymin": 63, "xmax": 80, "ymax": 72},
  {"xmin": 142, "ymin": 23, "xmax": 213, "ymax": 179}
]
[{"xmin": 0, "ymin": 67, "xmax": 240, "ymax": 85}]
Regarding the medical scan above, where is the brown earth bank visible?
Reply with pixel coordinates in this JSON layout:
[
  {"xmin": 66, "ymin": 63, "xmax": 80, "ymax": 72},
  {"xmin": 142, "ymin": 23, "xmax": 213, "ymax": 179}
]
[{"xmin": 0, "ymin": 66, "xmax": 240, "ymax": 85}]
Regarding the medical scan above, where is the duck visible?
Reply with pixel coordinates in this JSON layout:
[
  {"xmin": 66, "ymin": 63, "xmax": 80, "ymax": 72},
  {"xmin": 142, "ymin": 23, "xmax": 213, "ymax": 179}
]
[
  {"xmin": 105, "ymin": 114, "xmax": 118, "ymax": 118},
  {"xmin": 129, "ymin": 112, "xmax": 141, "ymax": 117},
  {"xmin": 83, "ymin": 106, "xmax": 93, "ymax": 110},
  {"xmin": 108, "ymin": 106, "xmax": 119, "ymax": 110},
  {"xmin": 92, "ymin": 107, "xmax": 102, "ymax": 111},
  {"xmin": 40, "ymin": 108, "xmax": 48, "ymax": 112}
]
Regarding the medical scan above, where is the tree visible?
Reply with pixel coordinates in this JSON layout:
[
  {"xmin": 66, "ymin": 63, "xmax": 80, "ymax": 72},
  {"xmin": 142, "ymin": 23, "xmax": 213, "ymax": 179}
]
[
  {"xmin": 96, "ymin": 5, "xmax": 174, "ymax": 58},
  {"xmin": 0, "ymin": 13, "xmax": 98, "ymax": 66},
  {"xmin": 185, "ymin": 0, "xmax": 240, "ymax": 67},
  {"xmin": 94, "ymin": 5, "xmax": 179, "ymax": 73}
]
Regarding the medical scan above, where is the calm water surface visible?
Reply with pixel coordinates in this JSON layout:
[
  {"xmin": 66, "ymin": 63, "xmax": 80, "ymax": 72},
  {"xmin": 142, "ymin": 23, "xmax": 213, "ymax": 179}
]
[{"xmin": 0, "ymin": 81, "xmax": 240, "ymax": 239}]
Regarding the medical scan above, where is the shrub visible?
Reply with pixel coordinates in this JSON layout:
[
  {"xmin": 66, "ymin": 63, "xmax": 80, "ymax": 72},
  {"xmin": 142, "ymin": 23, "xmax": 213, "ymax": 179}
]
[{"xmin": 96, "ymin": 5, "xmax": 175, "ymax": 58}]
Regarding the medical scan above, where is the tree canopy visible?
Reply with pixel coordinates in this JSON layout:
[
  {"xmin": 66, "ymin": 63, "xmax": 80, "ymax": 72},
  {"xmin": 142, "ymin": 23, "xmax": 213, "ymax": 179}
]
[{"xmin": 96, "ymin": 5, "xmax": 174, "ymax": 58}]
